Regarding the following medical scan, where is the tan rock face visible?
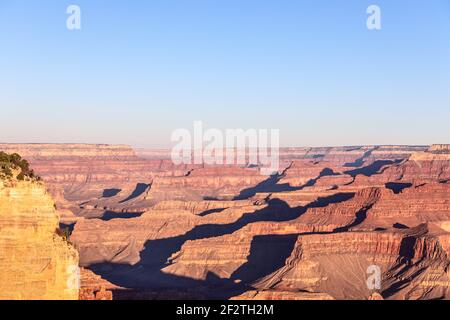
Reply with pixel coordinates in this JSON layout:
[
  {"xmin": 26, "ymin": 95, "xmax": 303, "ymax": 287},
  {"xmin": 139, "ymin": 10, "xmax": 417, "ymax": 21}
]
[{"xmin": 0, "ymin": 180, "xmax": 79, "ymax": 300}]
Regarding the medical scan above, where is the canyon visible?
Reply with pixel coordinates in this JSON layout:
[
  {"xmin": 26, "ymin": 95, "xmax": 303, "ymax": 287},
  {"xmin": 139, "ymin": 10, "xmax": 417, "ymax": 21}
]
[{"xmin": 0, "ymin": 143, "xmax": 449, "ymax": 300}]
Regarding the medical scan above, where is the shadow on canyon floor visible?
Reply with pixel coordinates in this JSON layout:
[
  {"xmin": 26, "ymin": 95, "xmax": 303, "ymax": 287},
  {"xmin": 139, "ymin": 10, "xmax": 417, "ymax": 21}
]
[
  {"xmin": 233, "ymin": 158, "xmax": 403, "ymax": 201},
  {"xmin": 89, "ymin": 191, "xmax": 356, "ymax": 299},
  {"xmin": 233, "ymin": 167, "xmax": 338, "ymax": 200},
  {"xmin": 119, "ymin": 183, "xmax": 151, "ymax": 203},
  {"xmin": 344, "ymin": 159, "xmax": 403, "ymax": 177},
  {"xmin": 101, "ymin": 211, "xmax": 145, "ymax": 221},
  {"xmin": 333, "ymin": 204, "xmax": 374, "ymax": 232},
  {"xmin": 230, "ymin": 234, "xmax": 298, "ymax": 284},
  {"xmin": 85, "ymin": 157, "xmax": 418, "ymax": 298},
  {"xmin": 344, "ymin": 147, "xmax": 378, "ymax": 168},
  {"xmin": 198, "ymin": 208, "xmax": 227, "ymax": 217},
  {"xmin": 102, "ymin": 188, "xmax": 122, "ymax": 198},
  {"xmin": 385, "ymin": 182, "xmax": 413, "ymax": 194}
]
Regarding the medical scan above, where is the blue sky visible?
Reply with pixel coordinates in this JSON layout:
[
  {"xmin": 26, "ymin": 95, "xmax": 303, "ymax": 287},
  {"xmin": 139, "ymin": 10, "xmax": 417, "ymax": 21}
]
[{"xmin": 0, "ymin": 0, "xmax": 449, "ymax": 147}]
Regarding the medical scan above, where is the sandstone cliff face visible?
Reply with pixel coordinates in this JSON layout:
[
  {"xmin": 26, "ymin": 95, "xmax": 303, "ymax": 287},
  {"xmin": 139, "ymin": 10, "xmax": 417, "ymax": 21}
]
[{"xmin": 0, "ymin": 179, "xmax": 79, "ymax": 300}]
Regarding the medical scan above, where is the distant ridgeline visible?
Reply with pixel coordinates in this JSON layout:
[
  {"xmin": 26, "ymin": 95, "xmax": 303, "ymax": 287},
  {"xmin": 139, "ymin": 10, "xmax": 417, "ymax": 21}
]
[
  {"xmin": 428, "ymin": 144, "xmax": 450, "ymax": 154},
  {"xmin": 0, "ymin": 151, "xmax": 38, "ymax": 180}
]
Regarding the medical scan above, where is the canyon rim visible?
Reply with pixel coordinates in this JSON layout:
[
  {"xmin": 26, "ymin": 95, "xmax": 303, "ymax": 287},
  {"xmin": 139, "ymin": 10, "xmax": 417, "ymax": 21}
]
[{"xmin": 1, "ymin": 143, "xmax": 450, "ymax": 300}]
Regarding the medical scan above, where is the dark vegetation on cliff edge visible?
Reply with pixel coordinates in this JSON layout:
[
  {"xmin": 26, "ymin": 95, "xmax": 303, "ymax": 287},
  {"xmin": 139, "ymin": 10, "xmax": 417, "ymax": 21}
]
[{"xmin": 0, "ymin": 151, "xmax": 38, "ymax": 180}]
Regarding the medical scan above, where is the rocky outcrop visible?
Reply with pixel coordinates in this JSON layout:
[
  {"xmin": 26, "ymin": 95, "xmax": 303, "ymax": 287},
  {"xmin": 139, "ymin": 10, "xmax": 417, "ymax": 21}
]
[
  {"xmin": 0, "ymin": 179, "xmax": 79, "ymax": 300},
  {"xmin": 79, "ymin": 268, "xmax": 115, "ymax": 300}
]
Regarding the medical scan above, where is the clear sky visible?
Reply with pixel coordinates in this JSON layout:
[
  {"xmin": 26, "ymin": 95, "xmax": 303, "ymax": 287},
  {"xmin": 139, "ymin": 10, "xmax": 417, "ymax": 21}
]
[{"xmin": 0, "ymin": 0, "xmax": 449, "ymax": 148}]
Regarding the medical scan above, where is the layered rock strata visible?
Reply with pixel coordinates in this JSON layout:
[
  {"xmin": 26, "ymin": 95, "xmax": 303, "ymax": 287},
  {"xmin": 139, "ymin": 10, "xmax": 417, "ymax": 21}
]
[
  {"xmin": 0, "ymin": 179, "xmax": 79, "ymax": 300},
  {"xmin": 2, "ymin": 143, "xmax": 449, "ymax": 300}
]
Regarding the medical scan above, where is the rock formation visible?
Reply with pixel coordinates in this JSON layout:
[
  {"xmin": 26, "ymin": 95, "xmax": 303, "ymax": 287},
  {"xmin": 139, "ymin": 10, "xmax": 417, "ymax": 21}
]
[
  {"xmin": 1, "ymin": 143, "xmax": 449, "ymax": 300},
  {"xmin": 0, "ymin": 175, "xmax": 79, "ymax": 299}
]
